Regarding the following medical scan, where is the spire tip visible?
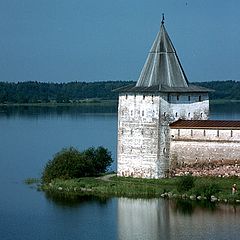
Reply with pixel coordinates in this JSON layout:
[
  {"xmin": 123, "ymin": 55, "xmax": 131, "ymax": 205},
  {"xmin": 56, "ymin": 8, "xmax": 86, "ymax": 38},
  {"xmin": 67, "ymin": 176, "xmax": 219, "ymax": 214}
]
[{"xmin": 161, "ymin": 13, "xmax": 165, "ymax": 24}]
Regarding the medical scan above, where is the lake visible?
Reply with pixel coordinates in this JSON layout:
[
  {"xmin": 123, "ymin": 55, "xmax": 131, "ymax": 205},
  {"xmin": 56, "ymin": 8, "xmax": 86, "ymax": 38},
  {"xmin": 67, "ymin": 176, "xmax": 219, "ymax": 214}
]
[{"xmin": 0, "ymin": 102, "xmax": 240, "ymax": 240}]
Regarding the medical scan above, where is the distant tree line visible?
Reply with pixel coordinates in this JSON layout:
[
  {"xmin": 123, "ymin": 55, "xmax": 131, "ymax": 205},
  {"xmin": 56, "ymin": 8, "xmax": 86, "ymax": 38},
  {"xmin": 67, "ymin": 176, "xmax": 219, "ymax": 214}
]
[{"xmin": 0, "ymin": 80, "xmax": 239, "ymax": 103}]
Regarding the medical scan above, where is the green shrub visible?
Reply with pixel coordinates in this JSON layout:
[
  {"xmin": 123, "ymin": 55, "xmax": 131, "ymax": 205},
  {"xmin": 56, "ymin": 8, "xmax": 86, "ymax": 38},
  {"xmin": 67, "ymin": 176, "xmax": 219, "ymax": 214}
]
[
  {"xmin": 192, "ymin": 182, "xmax": 221, "ymax": 200},
  {"xmin": 177, "ymin": 175, "xmax": 195, "ymax": 193},
  {"xmin": 42, "ymin": 146, "xmax": 112, "ymax": 183}
]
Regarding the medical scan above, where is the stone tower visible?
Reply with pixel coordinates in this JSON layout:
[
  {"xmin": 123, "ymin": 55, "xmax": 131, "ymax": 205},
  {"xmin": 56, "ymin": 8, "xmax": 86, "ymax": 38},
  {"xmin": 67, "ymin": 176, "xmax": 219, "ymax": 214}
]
[{"xmin": 117, "ymin": 20, "xmax": 211, "ymax": 178}]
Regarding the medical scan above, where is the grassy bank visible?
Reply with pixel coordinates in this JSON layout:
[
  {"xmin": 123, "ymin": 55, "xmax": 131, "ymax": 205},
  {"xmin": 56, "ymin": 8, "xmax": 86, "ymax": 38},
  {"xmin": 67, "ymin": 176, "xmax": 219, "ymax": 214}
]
[{"xmin": 39, "ymin": 174, "xmax": 240, "ymax": 203}]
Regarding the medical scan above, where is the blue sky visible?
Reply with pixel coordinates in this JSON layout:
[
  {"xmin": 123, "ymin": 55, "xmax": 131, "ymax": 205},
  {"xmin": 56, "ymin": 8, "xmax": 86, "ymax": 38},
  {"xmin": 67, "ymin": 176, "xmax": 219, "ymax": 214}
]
[{"xmin": 0, "ymin": 0, "xmax": 240, "ymax": 83}]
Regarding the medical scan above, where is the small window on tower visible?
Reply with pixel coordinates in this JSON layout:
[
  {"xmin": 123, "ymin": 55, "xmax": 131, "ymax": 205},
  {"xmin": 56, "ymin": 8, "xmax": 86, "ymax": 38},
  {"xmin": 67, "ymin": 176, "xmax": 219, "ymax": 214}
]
[
  {"xmin": 175, "ymin": 112, "xmax": 178, "ymax": 117},
  {"xmin": 188, "ymin": 96, "xmax": 191, "ymax": 101},
  {"xmin": 177, "ymin": 95, "xmax": 179, "ymax": 101},
  {"xmin": 199, "ymin": 95, "xmax": 202, "ymax": 102}
]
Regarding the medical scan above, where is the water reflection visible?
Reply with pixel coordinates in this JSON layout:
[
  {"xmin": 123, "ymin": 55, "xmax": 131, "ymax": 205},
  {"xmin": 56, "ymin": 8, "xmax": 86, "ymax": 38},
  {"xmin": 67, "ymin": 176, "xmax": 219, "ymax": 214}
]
[
  {"xmin": 44, "ymin": 191, "xmax": 110, "ymax": 208},
  {"xmin": 118, "ymin": 198, "xmax": 240, "ymax": 240},
  {"xmin": 0, "ymin": 104, "xmax": 117, "ymax": 118}
]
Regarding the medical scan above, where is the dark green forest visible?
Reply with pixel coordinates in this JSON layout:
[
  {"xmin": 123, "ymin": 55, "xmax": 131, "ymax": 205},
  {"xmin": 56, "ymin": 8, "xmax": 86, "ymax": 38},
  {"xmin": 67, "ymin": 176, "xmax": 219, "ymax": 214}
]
[{"xmin": 0, "ymin": 80, "xmax": 239, "ymax": 103}]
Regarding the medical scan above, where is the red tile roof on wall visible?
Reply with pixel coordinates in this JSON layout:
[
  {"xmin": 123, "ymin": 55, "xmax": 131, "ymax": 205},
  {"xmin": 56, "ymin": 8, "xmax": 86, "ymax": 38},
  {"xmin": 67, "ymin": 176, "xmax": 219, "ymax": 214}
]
[{"xmin": 169, "ymin": 120, "xmax": 240, "ymax": 129}]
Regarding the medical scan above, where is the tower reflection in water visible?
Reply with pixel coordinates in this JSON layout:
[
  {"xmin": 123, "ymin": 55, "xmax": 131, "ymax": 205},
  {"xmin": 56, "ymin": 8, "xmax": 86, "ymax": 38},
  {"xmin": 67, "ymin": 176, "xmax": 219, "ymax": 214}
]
[{"xmin": 117, "ymin": 198, "xmax": 240, "ymax": 240}]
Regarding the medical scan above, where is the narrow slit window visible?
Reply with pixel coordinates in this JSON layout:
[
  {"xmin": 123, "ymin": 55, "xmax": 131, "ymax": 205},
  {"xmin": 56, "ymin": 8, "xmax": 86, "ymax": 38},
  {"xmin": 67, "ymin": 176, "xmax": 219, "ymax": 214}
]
[
  {"xmin": 231, "ymin": 130, "xmax": 233, "ymax": 137},
  {"xmin": 199, "ymin": 95, "xmax": 202, "ymax": 102},
  {"xmin": 188, "ymin": 96, "xmax": 191, "ymax": 101},
  {"xmin": 191, "ymin": 130, "xmax": 193, "ymax": 136},
  {"xmin": 203, "ymin": 130, "xmax": 206, "ymax": 137},
  {"xmin": 142, "ymin": 110, "xmax": 144, "ymax": 116},
  {"xmin": 143, "ymin": 95, "xmax": 145, "ymax": 100},
  {"xmin": 217, "ymin": 130, "xmax": 219, "ymax": 137},
  {"xmin": 177, "ymin": 95, "xmax": 179, "ymax": 101},
  {"xmin": 125, "ymin": 94, "xmax": 128, "ymax": 99},
  {"xmin": 178, "ymin": 129, "xmax": 180, "ymax": 136}
]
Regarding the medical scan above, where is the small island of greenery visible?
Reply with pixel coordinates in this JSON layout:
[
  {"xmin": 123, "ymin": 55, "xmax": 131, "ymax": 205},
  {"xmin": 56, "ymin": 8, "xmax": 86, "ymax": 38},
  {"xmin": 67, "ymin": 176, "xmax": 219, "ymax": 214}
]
[{"xmin": 25, "ymin": 147, "xmax": 240, "ymax": 205}]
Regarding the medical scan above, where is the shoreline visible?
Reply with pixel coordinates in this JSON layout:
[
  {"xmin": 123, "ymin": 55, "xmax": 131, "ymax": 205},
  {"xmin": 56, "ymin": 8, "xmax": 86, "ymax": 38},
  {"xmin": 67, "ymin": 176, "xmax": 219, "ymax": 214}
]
[
  {"xmin": 0, "ymin": 99, "xmax": 239, "ymax": 107},
  {"xmin": 28, "ymin": 174, "xmax": 240, "ymax": 205}
]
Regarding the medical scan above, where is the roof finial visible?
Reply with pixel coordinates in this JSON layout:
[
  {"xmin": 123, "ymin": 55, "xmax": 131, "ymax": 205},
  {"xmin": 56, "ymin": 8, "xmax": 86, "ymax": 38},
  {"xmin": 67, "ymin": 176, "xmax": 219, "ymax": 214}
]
[{"xmin": 161, "ymin": 13, "xmax": 165, "ymax": 24}]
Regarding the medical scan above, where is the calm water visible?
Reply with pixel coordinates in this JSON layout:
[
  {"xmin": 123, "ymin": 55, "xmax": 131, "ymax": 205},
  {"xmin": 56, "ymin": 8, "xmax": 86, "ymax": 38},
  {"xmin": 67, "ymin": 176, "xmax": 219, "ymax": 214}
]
[{"xmin": 0, "ymin": 103, "xmax": 240, "ymax": 240}]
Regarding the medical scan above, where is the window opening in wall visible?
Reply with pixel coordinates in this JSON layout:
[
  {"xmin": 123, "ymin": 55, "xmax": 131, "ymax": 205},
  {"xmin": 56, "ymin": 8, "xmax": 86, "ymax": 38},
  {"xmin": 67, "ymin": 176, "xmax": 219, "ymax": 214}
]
[
  {"xmin": 188, "ymin": 112, "xmax": 191, "ymax": 118},
  {"xmin": 177, "ymin": 95, "xmax": 179, "ymax": 101},
  {"xmin": 143, "ymin": 95, "xmax": 145, "ymax": 100},
  {"xmin": 134, "ymin": 94, "xmax": 136, "ymax": 98},
  {"xmin": 142, "ymin": 110, "xmax": 144, "ymax": 116},
  {"xmin": 191, "ymin": 130, "xmax": 193, "ymax": 136},
  {"xmin": 188, "ymin": 96, "xmax": 191, "ymax": 101},
  {"xmin": 175, "ymin": 112, "xmax": 178, "ymax": 117},
  {"xmin": 167, "ymin": 94, "xmax": 170, "ymax": 102},
  {"xmin": 163, "ymin": 112, "xmax": 166, "ymax": 117},
  {"xmin": 151, "ymin": 95, "xmax": 154, "ymax": 103},
  {"xmin": 200, "ymin": 113, "xmax": 203, "ymax": 118},
  {"xmin": 199, "ymin": 95, "xmax": 202, "ymax": 102},
  {"xmin": 217, "ymin": 130, "xmax": 219, "ymax": 137},
  {"xmin": 203, "ymin": 130, "xmax": 206, "ymax": 137},
  {"xmin": 178, "ymin": 129, "xmax": 180, "ymax": 136},
  {"xmin": 231, "ymin": 130, "xmax": 233, "ymax": 137},
  {"xmin": 125, "ymin": 94, "xmax": 128, "ymax": 99}
]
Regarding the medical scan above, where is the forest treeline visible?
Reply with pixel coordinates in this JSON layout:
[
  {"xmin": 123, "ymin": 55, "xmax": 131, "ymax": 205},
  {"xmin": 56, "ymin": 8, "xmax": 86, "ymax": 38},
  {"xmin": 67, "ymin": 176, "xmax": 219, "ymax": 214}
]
[{"xmin": 0, "ymin": 80, "xmax": 239, "ymax": 103}]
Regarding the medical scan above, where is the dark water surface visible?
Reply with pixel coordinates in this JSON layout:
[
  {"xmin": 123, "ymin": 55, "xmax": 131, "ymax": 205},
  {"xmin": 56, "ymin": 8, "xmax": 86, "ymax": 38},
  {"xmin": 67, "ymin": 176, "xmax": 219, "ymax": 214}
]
[{"xmin": 0, "ymin": 103, "xmax": 240, "ymax": 240}]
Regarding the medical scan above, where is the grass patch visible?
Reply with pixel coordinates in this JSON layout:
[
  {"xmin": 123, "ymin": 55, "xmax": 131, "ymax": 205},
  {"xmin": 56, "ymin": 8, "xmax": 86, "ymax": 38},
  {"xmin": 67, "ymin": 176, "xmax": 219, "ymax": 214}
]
[
  {"xmin": 24, "ymin": 178, "xmax": 40, "ymax": 185},
  {"xmin": 40, "ymin": 175, "xmax": 240, "ymax": 203}
]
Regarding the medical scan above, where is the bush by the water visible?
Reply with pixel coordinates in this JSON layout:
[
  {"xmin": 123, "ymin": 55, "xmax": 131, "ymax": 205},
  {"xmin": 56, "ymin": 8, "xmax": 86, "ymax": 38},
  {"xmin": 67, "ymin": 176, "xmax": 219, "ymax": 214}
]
[
  {"xmin": 42, "ymin": 147, "xmax": 112, "ymax": 183},
  {"xmin": 176, "ymin": 175, "xmax": 195, "ymax": 193}
]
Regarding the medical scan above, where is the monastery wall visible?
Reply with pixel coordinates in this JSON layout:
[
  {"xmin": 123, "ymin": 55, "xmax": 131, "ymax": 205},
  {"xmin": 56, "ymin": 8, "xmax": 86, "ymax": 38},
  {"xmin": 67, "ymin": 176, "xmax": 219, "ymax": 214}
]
[{"xmin": 170, "ymin": 128, "xmax": 240, "ymax": 167}]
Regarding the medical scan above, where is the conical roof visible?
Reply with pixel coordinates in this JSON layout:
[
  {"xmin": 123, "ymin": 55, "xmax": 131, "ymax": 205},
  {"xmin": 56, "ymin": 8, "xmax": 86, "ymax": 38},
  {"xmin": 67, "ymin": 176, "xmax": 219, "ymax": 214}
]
[{"xmin": 136, "ymin": 22, "xmax": 189, "ymax": 90}]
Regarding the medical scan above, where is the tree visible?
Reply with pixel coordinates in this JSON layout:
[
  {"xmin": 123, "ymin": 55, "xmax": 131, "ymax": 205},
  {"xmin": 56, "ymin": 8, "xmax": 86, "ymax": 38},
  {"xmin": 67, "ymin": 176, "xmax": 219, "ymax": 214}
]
[{"xmin": 42, "ymin": 146, "xmax": 113, "ymax": 183}]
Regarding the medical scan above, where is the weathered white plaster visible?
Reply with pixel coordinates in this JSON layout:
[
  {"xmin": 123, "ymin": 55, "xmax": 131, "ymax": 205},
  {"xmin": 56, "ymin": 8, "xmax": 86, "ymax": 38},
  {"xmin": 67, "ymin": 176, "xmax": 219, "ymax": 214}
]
[
  {"xmin": 170, "ymin": 128, "xmax": 240, "ymax": 166},
  {"xmin": 117, "ymin": 92, "xmax": 210, "ymax": 178}
]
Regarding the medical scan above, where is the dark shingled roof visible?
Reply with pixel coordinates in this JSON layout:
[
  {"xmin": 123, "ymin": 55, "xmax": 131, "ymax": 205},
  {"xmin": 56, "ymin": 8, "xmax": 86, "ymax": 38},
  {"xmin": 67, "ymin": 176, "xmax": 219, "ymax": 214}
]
[
  {"xmin": 136, "ymin": 23, "xmax": 189, "ymax": 90},
  {"xmin": 170, "ymin": 120, "xmax": 240, "ymax": 129},
  {"xmin": 114, "ymin": 21, "xmax": 213, "ymax": 94}
]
